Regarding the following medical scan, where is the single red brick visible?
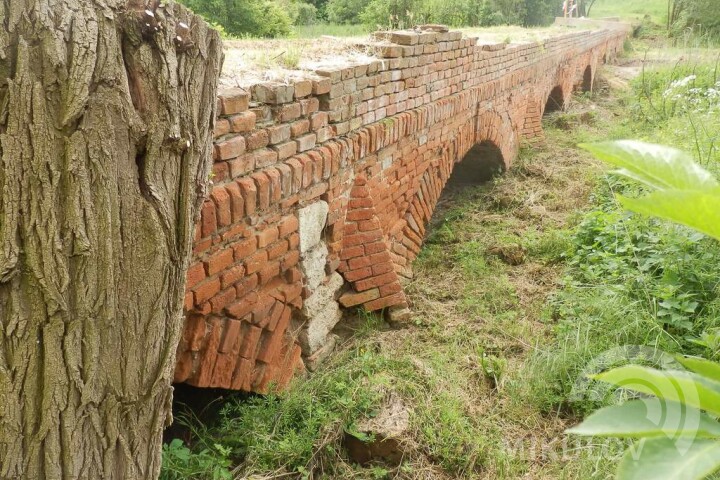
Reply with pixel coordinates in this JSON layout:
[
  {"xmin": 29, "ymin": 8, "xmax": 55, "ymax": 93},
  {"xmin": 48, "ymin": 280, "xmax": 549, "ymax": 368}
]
[
  {"xmin": 230, "ymin": 111, "xmax": 256, "ymax": 133},
  {"xmin": 193, "ymin": 277, "xmax": 221, "ymax": 305},
  {"xmin": 231, "ymin": 357, "xmax": 254, "ymax": 390},
  {"xmin": 226, "ymin": 292, "xmax": 258, "ymax": 320},
  {"xmin": 173, "ymin": 350, "xmax": 194, "ymax": 383},
  {"xmin": 345, "ymin": 267, "xmax": 373, "ymax": 282},
  {"xmin": 183, "ymin": 313, "xmax": 208, "ymax": 351},
  {"xmin": 229, "ymin": 154, "xmax": 255, "ymax": 178},
  {"xmin": 184, "ymin": 292, "xmax": 194, "ymax": 311},
  {"xmin": 339, "ymin": 287, "xmax": 380, "ymax": 307},
  {"xmin": 210, "ymin": 187, "xmax": 232, "ymax": 228},
  {"xmin": 372, "ymin": 262, "xmax": 394, "ymax": 275},
  {"xmin": 267, "ymin": 240, "xmax": 289, "ymax": 260},
  {"xmin": 239, "ymin": 324, "xmax": 263, "ymax": 359},
  {"xmin": 211, "ymin": 287, "xmax": 237, "ymax": 314},
  {"xmin": 346, "ymin": 208, "xmax": 374, "ymax": 222},
  {"xmin": 214, "ymin": 136, "xmax": 246, "ymax": 161},
  {"xmin": 212, "ymin": 162, "xmax": 229, "ymax": 183},
  {"xmin": 265, "ymin": 168, "xmax": 282, "ymax": 204},
  {"xmin": 224, "ymin": 182, "xmax": 245, "ymax": 223},
  {"xmin": 364, "ymin": 241, "xmax": 386, "ymax": 255},
  {"xmin": 280, "ymin": 250, "xmax": 300, "ymax": 271},
  {"xmin": 290, "ymin": 119, "xmax": 310, "ymax": 138},
  {"xmin": 193, "ymin": 237, "xmax": 212, "ymax": 255},
  {"xmin": 272, "ymin": 141, "xmax": 298, "ymax": 161},
  {"xmin": 235, "ymin": 273, "xmax": 259, "ymax": 298},
  {"xmin": 186, "ymin": 262, "xmax": 206, "ymax": 288},
  {"xmin": 363, "ymin": 292, "xmax": 406, "ymax": 311},
  {"xmin": 252, "ymin": 172, "xmax": 271, "ymax": 211},
  {"xmin": 205, "ymin": 248, "xmax": 234, "ymax": 276},
  {"xmin": 219, "ymin": 318, "xmax": 242, "ymax": 354},
  {"xmin": 369, "ymin": 251, "xmax": 391, "ymax": 264},
  {"xmin": 275, "ymin": 103, "xmax": 301, "ymax": 122},
  {"xmin": 245, "ymin": 250, "xmax": 268, "ymax": 275},
  {"xmin": 340, "ymin": 245, "xmax": 365, "ymax": 260},
  {"xmin": 278, "ymin": 215, "xmax": 299, "ymax": 237},
  {"xmin": 200, "ymin": 199, "xmax": 217, "ymax": 238},
  {"xmin": 348, "ymin": 256, "xmax": 372, "ymax": 270},
  {"xmin": 245, "ymin": 129, "xmax": 269, "ymax": 151},
  {"xmin": 288, "ymin": 232, "xmax": 300, "ymax": 250},
  {"xmin": 310, "ymin": 112, "xmax": 328, "ymax": 130},
  {"xmin": 252, "ymin": 294, "xmax": 276, "ymax": 325},
  {"xmin": 256, "ymin": 226, "xmax": 279, "ymax": 248},
  {"xmin": 214, "ymin": 118, "xmax": 230, "ymax": 138},
  {"xmin": 221, "ymin": 264, "xmax": 246, "ymax": 289},
  {"xmin": 258, "ymin": 260, "xmax": 281, "ymax": 285},
  {"xmin": 254, "ymin": 148, "xmax": 279, "ymax": 169},
  {"xmin": 231, "ymin": 238, "xmax": 256, "ymax": 262},
  {"xmin": 237, "ymin": 178, "xmax": 257, "ymax": 216},
  {"xmin": 219, "ymin": 88, "xmax": 250, "ymax": 115},
  {"xmin": 209, "ymin": 352, "xmax": 237, "ymax": 389},
  {"xmin": 349, "ymin": 197, "xmax": 373, "ymax": 209},
  {"xmin": 355, "ymin": 272, "xmax": 397, "ymax": 291},
  {"xmin": 379, "ymin": 281, "xmax": 403, "ymax": 296}
]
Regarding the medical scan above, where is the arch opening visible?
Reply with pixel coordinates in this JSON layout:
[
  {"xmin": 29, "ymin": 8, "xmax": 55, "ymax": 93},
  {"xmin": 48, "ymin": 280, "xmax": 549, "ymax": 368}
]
[
  {"xmin": 544, "ymin": 86, "xmax": 565, "ymax": 115},
  {"xmin": 447, "ymin": 140, "xmax": 506, "ymax": 188},
  {"xmin": 581, "ymin": 66, "xmax": 593, "ymax": 92}
]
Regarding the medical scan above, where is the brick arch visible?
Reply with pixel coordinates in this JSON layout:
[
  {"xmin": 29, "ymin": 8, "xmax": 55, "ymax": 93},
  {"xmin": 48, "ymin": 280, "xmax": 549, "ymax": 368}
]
[
  {"xmin": 581, "ymin": 65, "xmax": 594, "ymax": 92},
  {"xmin": 543, "ymin": 85, "xmax": 567, "ymax": 114},
  {"xmin": 475, "ymin": 109, "xmax": 517, "ymax": 169},
  {"xmin": 386, "ymin": 109, "xmax": 515, "ymax": 279}
]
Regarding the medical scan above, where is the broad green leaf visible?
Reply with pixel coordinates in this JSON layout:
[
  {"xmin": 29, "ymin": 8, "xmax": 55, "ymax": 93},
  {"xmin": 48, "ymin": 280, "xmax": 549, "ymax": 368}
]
[
  {"xmin": 580, "ymin": 141, "xmax": 720, "ymax": 192},
  {"xmin": 619, "ymin": 190, "xmax": 720, "ymax": 242},
  {"xmin": 618, "ymin": 437, "xmax": 720, "ymax": 480},
  {"xmin": 567, "ymin": 399, "xmax": 720, "ymax": 438},
  {"xmin": 594, "ymin": 366, "xmax": 720, "ymax": 417},
  {"xmin": 677, "ymin": 357, "xmax": 720, "ymax": 383}
]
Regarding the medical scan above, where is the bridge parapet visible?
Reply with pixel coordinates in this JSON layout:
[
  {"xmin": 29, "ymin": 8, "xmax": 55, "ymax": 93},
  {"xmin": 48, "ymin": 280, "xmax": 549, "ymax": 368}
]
[{"xmin": 174, "ymin": 19, "xmax": 628, "ymax": 392}]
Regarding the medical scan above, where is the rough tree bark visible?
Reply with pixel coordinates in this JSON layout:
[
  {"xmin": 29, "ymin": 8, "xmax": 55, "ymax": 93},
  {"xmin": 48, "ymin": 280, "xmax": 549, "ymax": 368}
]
[{"xmin": 0, "ymin": 1, "xmax": 222, "ymax": 478}]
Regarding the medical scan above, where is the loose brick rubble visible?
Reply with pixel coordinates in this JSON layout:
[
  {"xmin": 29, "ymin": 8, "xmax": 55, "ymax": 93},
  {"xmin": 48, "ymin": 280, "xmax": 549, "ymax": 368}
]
[{"xmin": 174, "ymin": 19, "xmax": 629, "ymax": 392}]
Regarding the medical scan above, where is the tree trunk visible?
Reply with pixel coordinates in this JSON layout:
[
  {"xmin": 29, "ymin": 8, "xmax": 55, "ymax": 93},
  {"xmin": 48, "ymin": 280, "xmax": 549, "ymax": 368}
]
[{"xmin": 0, "ymin": 1, "xmax": 222, "ymax": 478}]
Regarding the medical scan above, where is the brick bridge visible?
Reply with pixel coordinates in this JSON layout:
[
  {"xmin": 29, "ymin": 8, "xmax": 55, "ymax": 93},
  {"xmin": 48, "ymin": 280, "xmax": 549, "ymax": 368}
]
[{"xmin": 173, "ymin": 19, "xmax": 628, "ymax": 392}]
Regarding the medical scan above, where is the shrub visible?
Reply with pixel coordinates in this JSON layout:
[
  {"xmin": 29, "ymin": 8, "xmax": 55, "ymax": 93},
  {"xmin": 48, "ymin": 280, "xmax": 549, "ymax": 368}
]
[{"xmin": 179, "ymin": 0, "xmax": 293, "ymax": 38}]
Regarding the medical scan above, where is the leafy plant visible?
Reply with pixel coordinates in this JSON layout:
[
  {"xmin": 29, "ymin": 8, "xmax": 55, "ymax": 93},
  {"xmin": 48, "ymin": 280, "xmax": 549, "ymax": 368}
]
[
  {"xmin": 568, "ymin": 140, "xmax": 720, "ymax": 480},
  {"xmin": 160, "ymin": 439, "xmax": 233, "ymax": 480}
]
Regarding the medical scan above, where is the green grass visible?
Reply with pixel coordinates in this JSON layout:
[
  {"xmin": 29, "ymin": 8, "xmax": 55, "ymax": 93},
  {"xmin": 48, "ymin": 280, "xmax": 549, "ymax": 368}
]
[
  {"xmin": 590, "ymin": 0, "xmax": 668, "ymax": 24},
  {"xmin": 292, "ymin": 23, "xmax": 373, "ymax": 38}
]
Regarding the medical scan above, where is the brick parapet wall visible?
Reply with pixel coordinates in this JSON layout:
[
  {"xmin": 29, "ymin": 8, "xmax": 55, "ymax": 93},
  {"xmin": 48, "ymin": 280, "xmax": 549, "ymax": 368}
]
[{"xmin": 174, "ymin": 20, "xmax": 628, "ymax": 392}]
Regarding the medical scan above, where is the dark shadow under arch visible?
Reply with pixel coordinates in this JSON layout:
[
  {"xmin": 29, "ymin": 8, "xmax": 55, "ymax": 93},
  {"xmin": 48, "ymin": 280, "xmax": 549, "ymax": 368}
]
[
  {"xmin": 581, "ymin": 66, "xmax": 593, "ymax": 92},
  {"xmin": 447, "ymin": 140, "xmax": 505, "ymax": 187},
  {"xmin": 544, "ymin": 86, "xmax": 564, "ymax": 115}
]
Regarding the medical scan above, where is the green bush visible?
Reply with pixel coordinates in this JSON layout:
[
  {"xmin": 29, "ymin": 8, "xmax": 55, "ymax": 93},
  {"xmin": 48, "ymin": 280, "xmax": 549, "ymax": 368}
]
[
  {"xmin": 179, "ymin": 0, "xmax": 293, "ymax": 38},
  {"xmin": 325, "ymin": 0, "xmax": 369, "ymax": 24},
  {"xmin": 326, "ymin": 0, "xmax": 556, "ymax": 28}
]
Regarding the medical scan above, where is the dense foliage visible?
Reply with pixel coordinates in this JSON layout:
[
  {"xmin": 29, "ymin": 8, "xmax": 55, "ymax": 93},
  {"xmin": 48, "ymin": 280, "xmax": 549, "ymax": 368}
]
[
  {"xmin": 177, "ymin": 0, "xmax": 297, "ymax": 38},
  {"xmin": 329, "ymin": 0, "xmax": 557, "ymax": 28},
  {"xmin": 568, "ymin": 141, "xmax": 720, "ymax": 480},
  {"xmin": 179, "ymin": 0, "xmax": 558, "ymax": 38},
  {"xmin": 669, "ymin": 0, "xmax": 720, "ymax": 37}
]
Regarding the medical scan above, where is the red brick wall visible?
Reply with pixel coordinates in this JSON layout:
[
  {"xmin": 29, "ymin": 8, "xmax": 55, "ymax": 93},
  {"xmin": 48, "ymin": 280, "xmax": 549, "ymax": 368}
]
[{"xmin": 174, "ymin": 21, "xmax": 628, "ymax": 392}]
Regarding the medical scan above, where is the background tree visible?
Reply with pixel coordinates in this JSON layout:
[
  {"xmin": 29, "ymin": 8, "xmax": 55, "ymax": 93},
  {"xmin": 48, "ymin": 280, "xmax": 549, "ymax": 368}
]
[{"xmin": 0, "ymin": 1, "xmax": 222, "ymax": 478}]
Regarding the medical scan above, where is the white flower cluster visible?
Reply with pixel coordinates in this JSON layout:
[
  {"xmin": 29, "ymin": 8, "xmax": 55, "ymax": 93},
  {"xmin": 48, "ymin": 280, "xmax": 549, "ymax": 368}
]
[{"xmin": 662, "ymin": 74, "xmax": 720, "ymax": 112}]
